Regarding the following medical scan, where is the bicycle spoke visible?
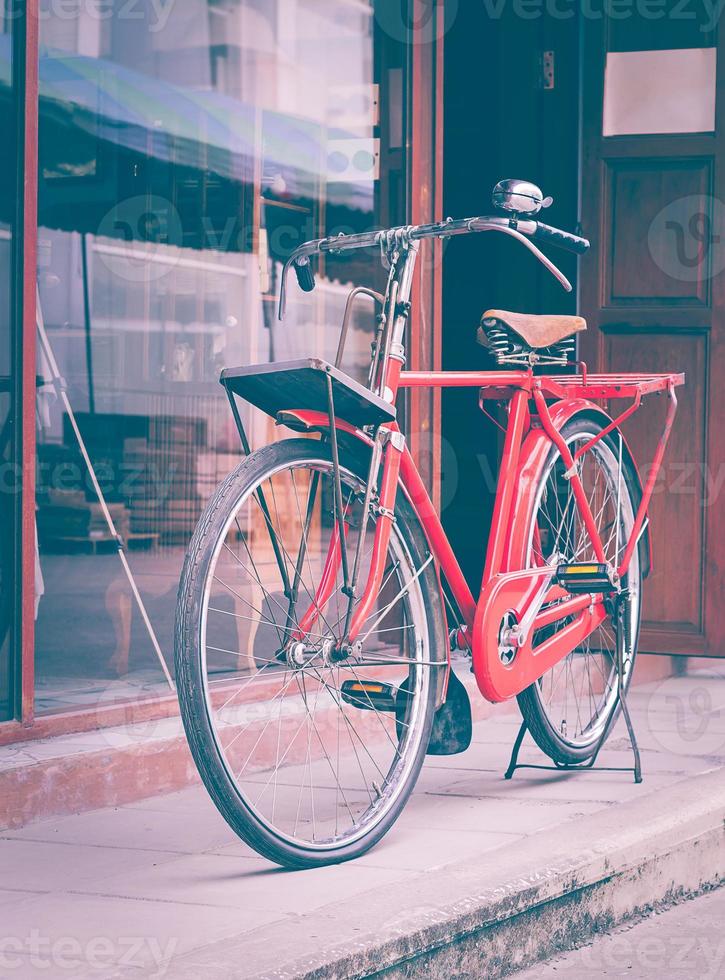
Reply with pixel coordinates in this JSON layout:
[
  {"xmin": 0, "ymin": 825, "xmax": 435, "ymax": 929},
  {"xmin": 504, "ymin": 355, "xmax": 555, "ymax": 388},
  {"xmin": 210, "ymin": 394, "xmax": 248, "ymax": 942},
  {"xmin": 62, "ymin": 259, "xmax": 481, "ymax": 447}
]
[
  {"xmin": 359, "ymin": 555, "xmax": 433, "ymax": 642},
  {"xmin": 251, "ymin": 488, "xmax": 340, "ymax": 640}
]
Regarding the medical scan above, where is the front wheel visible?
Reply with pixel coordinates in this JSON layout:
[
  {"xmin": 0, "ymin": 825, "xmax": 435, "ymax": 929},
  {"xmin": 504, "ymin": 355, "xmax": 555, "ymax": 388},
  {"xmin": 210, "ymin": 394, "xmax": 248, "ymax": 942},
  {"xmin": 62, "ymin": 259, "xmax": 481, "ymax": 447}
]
[
  {"xmin": 175, "ymin": 438, "xmax": 446, "ymax": 868},
  {"xmin": 517, "ymin": 417, "xmax": 644, "ymax": 765}
]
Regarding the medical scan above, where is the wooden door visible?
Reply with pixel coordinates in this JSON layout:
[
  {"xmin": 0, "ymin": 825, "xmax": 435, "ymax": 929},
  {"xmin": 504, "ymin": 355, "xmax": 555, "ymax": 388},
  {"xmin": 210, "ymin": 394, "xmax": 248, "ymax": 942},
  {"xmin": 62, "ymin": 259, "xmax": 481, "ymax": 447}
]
[{"xmin": 580, "ymin": 15, "xmax": 725, "ymax": 657}]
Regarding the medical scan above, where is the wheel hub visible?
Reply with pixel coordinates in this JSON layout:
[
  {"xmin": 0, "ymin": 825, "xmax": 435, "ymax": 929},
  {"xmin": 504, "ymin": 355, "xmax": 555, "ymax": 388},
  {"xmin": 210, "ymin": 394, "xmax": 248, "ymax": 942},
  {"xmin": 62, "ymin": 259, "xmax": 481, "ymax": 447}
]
[{"xmin": 280, "ymin": 638, "xmax": 363, "ymax": 669}]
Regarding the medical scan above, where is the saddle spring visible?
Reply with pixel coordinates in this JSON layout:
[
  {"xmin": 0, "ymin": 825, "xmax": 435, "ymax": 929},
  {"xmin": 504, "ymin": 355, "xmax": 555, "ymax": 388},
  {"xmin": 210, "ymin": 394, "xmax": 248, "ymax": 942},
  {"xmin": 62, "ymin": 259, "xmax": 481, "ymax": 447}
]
[{"xmin": 480, "ymin": 318, "xmax": 576, "ymax": 368}]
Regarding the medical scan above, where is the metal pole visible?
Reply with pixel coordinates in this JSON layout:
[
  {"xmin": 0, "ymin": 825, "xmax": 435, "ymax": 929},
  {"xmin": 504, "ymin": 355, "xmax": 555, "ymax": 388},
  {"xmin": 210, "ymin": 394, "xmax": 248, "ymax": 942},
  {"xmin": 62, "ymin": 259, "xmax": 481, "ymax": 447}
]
[{"xmin": 80, "ymin": 233, "xmax": 95, "ymax": 415}]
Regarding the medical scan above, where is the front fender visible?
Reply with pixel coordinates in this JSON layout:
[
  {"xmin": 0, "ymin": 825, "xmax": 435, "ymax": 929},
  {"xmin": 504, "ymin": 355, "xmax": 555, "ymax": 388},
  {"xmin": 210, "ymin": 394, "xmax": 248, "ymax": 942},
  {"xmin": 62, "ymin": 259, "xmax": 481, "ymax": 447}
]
[{"xmin": 276, "ymin": 409, "xmax": 373, "ymax": 446}]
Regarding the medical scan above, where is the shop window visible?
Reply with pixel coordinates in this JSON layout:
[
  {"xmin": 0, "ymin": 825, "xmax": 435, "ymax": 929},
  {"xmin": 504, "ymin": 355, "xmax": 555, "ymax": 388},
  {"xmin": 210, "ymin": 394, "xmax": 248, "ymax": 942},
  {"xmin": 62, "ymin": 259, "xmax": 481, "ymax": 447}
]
[{"xmin": 34, "ymin": 0, "xmax": 407, "ymax": 711}]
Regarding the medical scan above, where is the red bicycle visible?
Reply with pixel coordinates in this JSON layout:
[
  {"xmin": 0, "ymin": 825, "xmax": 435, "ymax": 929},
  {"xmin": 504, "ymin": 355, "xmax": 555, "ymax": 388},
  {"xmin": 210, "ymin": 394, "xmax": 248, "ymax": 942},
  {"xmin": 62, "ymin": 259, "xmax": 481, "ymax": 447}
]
[{"xmin": 175, "ymin": 179, "xmax": 683, "ymax": 868}]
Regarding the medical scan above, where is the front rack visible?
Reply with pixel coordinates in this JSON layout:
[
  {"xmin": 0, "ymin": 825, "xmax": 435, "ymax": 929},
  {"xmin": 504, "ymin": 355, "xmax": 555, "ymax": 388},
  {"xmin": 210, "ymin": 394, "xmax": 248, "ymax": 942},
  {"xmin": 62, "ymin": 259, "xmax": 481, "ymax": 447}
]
[{"xmin": 221, "ymin": 358, "xmax": 396, "ymax": 430}]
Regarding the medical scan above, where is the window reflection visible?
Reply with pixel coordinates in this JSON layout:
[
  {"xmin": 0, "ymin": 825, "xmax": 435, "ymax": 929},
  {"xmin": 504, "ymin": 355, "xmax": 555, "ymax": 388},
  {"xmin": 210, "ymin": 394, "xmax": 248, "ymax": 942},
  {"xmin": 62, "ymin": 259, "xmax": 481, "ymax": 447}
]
[{"xmin": 34, "ymin": 0, "xmax": 406, "ymax": 710}]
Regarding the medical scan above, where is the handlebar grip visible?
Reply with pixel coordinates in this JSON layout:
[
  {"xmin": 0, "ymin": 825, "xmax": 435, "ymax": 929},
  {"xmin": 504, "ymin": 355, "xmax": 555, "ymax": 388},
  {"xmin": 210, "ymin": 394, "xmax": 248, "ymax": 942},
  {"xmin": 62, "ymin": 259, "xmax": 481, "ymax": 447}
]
[
  {"xmin": 533, "ymin": 222, "xmax": 590, "ymax": 255},
  {"xmin": 293, "ymin": 256, "xmax": 316, "ymax": 292}
]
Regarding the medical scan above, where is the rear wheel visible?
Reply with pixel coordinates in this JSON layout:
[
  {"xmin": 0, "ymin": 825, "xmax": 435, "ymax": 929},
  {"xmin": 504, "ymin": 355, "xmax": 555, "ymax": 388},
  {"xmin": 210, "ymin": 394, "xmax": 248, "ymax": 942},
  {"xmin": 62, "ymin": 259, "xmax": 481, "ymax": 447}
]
[
  {"xmin": 175, "ymin": 438, "xmax": 445, "ymax": 868},
  {"xmin": 517, "ymin": 417, "xmax": 643, "ymax": 765}
]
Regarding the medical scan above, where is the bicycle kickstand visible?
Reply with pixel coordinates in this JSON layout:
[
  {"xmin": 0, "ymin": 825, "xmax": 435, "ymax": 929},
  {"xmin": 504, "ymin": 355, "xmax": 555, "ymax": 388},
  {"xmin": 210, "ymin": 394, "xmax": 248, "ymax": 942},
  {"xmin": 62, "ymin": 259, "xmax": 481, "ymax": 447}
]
[
  {"xmin": 504, "ymin": 719, "xmax": 528, "ymax": 779},
  {"xmin": 614, "ymin": 589, "xmax": 643, "ymax": 783},
  {"xmin": 504, "ymin": 589, "xmax": 643, "ymax": 784}
]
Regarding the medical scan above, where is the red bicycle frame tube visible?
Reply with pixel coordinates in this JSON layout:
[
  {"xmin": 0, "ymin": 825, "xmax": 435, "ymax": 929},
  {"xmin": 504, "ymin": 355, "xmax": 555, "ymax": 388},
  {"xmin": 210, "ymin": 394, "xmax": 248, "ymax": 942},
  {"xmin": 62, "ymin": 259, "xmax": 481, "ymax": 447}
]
[
  {"xmin": 482, "ymin": 390, "xmax": 530, "ymax": 583},
  {"xmin": 291, "ymin": 367, "xmax": 679, "ymax": 699},
  {"xmin": 398, "ymin": 445, "xmax": 477, "ymax": 626},
  {"xmin": 345, "ymin": 415, "xmax": 477, "ymax": 640}
]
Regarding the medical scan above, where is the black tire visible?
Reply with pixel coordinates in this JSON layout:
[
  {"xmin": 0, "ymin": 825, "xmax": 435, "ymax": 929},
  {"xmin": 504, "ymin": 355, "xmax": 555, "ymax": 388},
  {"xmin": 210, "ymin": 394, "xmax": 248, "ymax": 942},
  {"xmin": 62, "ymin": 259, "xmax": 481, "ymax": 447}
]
[
  {"xmin": 516, "ymin": 417, "xmax": 644, "ymax": 766},
  {"xmin": 175, "ymin": 438, "xmax": 446, "ymax": 868}
]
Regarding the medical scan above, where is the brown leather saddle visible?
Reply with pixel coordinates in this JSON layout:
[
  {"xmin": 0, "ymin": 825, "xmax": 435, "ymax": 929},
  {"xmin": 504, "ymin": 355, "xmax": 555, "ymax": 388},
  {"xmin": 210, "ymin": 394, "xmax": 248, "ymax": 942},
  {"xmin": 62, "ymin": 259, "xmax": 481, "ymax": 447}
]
[{"xmin": 477, "ymin": 309, "xmax": 586, "ymax": 366}]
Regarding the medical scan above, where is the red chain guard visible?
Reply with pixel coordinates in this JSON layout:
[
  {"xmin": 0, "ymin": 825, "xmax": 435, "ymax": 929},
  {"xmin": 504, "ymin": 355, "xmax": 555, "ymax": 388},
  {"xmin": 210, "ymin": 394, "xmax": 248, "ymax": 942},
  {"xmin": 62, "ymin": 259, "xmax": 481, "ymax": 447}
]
[{"xmin": 472, "ymin": 568, "xmax": 608, "ymax": 703}]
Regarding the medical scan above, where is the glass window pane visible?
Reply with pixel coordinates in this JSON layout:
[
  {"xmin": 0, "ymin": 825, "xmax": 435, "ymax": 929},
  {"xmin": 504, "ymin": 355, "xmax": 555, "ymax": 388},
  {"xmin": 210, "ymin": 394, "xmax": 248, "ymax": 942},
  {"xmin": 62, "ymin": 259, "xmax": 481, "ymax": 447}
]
[
  {"xmin": 603, "ymin": 48, "xmax": 716, "ymax": 137},
  {"xmin": 0, "ymin": 10, "xmax": 16, "ymax": 722},
  {"xmin": 34, "ymin": 1, "xmax": 407, "ymax": 711},
  {"xmin": 608, "ymin": 5, "xmax": 715, "ymax": 52}
]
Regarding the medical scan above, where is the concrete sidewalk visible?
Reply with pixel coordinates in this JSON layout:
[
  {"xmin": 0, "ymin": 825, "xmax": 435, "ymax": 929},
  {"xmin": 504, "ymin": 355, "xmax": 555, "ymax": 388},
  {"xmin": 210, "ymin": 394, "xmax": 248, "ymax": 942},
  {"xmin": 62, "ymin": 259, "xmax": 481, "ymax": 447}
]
[{"xmin": 2, "ymin": 668, "xmax": 725, "ymax": 978}]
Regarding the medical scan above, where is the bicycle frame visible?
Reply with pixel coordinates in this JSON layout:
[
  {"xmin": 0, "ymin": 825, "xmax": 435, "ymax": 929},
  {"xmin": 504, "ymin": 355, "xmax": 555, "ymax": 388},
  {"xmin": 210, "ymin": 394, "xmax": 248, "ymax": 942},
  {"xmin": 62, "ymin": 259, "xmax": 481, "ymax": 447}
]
[
  {"xmin": 284, "ymin": 366, "xmax": 679, "ymax": 701},
  {"xmin": 232, "ymin": 215, "xmax": 683, "ymax": 704}
]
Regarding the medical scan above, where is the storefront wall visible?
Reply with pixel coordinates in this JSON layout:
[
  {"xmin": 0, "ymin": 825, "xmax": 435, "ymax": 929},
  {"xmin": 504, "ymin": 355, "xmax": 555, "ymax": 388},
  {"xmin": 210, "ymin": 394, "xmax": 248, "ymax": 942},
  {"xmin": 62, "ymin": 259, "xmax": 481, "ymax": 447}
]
[{"xmin": 1, "ymin": 1, "xmax": 441, "ymax": 743}]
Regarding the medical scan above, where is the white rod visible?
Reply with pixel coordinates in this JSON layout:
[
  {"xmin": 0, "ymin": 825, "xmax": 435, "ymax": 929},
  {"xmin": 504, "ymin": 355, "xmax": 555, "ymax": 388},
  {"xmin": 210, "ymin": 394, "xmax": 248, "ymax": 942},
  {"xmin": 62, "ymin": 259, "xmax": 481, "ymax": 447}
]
[{"xmin": 36, "ymin": 293, "xmax": 175, "ymax": 689}]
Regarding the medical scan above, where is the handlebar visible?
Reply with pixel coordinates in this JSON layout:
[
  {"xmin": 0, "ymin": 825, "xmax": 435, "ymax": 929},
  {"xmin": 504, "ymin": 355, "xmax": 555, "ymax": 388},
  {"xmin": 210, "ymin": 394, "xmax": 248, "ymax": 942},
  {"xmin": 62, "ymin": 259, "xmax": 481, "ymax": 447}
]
[
  {"xmin": 279, "ymin": 213, "xmax": 589, "ymax": 318},
  {"xmin": 529, "ymin": 221, "xmax": 589, "ymax": 255}
]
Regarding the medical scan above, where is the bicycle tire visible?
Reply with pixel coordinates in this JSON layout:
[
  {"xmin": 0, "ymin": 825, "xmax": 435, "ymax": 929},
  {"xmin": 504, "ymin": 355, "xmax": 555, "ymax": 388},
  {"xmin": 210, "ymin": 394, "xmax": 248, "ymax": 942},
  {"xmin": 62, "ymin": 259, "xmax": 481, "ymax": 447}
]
[{"xmin": 175, "ymin": 437, "xmax": 446, "ymax": 868}]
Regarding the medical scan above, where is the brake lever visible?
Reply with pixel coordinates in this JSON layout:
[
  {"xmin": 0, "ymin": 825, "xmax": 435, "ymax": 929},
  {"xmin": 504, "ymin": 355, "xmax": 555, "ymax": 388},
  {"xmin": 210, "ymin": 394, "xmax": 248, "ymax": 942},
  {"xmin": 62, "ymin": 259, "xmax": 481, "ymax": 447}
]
[{"xmin": 468, "ymin": 219, "xmax": 572, "ymax": 292}]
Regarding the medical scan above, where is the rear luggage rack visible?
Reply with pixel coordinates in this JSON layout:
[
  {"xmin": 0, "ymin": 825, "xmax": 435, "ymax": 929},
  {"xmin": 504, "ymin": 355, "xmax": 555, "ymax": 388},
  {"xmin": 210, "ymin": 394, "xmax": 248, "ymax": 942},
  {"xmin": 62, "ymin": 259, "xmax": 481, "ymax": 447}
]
[
  {"xmin": 220, "ymin": 358, "xmax": 396, "ymax": 429},
  {"xmin": 396, "ymin": 369, "xmax": 684, "ymax": 400},
  {"xmin": 533, "ymin": 371, "xmax": 686, "ymax": 399}
]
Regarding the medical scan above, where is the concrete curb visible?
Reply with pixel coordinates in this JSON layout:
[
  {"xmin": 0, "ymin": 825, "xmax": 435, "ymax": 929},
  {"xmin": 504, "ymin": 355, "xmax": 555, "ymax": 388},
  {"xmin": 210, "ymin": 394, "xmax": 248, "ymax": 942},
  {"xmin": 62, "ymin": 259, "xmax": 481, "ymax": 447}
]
[
  {"xmin": 0, "ymin": 722, "xmax": 198, "ymax": 831},
  {"xmin": 1, "ymin": 659, "xmax": 674, "ymax": 830},
  {"xmin": 0, "ymin": 671, "xmax": 507, "ymax": 831},
  {"xmin": 168, "ymin": 766, "xmax": 725, "ymax": 979}
]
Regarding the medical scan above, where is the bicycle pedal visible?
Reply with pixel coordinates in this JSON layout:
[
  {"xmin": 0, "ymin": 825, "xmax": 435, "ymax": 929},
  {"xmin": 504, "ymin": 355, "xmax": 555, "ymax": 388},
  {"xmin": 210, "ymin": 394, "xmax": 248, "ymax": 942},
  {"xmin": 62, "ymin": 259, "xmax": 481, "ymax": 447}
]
[
  {"xmin": 556, "ymin": 563, "xmax": 619, "ymax": 593},
  {"xmin": 340, "ymin": 679, "xmax": 397, "ymax": 712}
]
